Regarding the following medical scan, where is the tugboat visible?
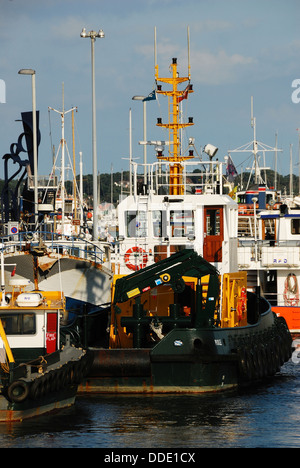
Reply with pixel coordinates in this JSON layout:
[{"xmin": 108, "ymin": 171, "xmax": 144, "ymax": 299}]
[
  {"xmin": 71, "ymin": 29, "xmax": 292, "ymax": 394},
  {"xmin": 0, "ymin": 246, "xmax": 91, "ymax": 422},
  {"xmin": 79, "ymin": 248, "xmax": 292, "ymax": 394}
]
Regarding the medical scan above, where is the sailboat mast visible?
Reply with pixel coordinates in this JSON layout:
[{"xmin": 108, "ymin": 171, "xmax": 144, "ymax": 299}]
[
  {"xmin": 48, "ymin": 85, "xmax": 77, "ymax": 237},
  {"xmin": 72, "ymin": 109, "xmax": 78, "ymax": 227},
  {"xmin": 61, "ymin": 83, "xmax": 65, "ymax": 235},
  {"xmin": 251, "ymin": 96, "xmax": 259, "ymax": 185}
]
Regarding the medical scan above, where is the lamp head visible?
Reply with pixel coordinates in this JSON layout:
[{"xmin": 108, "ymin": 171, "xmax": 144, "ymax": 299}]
[
  {"xmin": 204, "ymin": 144, "xmax": 218, "ymax": 160},
  {"xmin": 18, "ymin": 69, "xmax": 35, "ymax": 75}
]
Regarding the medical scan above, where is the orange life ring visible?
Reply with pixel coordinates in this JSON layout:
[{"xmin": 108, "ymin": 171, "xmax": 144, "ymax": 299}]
[{"xmin": 124, "ymin": 247, "xmax": 148, "ymax": 271}]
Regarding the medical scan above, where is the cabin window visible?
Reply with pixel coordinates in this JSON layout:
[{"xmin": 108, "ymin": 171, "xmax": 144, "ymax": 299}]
[
  {"xmin": 152, "ymin": 210, "xmax": 167, "ymax": 237},
  {"xmin": 0, "ymin": 312, "xmax": 36, "ymax": 335},
  {"xmin": 291, "ymin": 218, "xmax": 300, "ymax": 235},
  {"xmin": 206, "ymin": 209, "xmax": 221, "ymax": 236},
  {"xmin": 170, "ymin": 210, "xmax": 194, "ymax": 237},
  {"xmin": 126, "ymin": 211, "xmax": 148, "ymax": 237}
]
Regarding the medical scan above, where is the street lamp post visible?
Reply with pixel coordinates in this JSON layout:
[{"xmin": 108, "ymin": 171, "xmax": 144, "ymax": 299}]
[
  {"xmin": 132, "ymin": 95, "xmax": 147, "ymax": 184},
  {"xmin": 80, "ymin": 28, "xmax": 105, "ymax": 241},
  {"xmin": 18, "ymin": 68, "xmax": 38, "ymax": 225}
]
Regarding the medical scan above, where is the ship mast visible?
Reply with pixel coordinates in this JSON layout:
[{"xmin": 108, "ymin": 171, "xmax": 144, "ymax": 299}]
[{"xmin": 154, "ymin": 27, "xmax": 194, "ymax": 195}]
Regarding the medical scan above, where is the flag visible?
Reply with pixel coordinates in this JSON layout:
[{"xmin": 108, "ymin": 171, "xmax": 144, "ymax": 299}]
[
  {"xmin": 177, "ymin": 84, "xmax": 191, "ymax": 103},
  {"xmin": 226, "ymin": 155, "xmax": 238, "ymax": 182},
  {"xmin": 228, "ymin": 186, "xmax": 238, "ymax": 200},
  {"xmin": 143, "ymin": 89, "xmax": 156, "ymax": 102}
]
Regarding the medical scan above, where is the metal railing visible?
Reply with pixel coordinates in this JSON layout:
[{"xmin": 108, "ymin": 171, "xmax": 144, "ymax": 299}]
[{"xmin": 0, "ymin": 229, "xmax": 109, "ymax": 265}]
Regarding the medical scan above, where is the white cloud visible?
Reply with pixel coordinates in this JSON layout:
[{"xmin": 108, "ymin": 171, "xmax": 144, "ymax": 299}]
[
  {"xmin": 50, "ymin": 16, "xmax": 86, "ymax": 40},
  {"xmin": 191, "ymin": 49, "xmax": 255, "ymax": 85}
]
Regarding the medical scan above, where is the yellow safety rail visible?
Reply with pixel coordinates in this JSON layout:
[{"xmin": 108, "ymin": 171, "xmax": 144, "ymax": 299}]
[
  {"xmin": 0, "ymin": 318, "xmax": 14, "ymax": 372},
  {"xmin": 221, "ymin": 272, "xmax": 248, "ymax": 328}
]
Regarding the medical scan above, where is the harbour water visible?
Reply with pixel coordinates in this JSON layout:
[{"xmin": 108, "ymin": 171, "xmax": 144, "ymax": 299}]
[{"xmin": 1, "ymin": 358, "xmax": 300, "ymax": 449}]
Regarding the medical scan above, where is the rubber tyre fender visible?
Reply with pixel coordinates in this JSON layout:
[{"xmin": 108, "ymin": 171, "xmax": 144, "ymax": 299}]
[
  {"xmin": 254, "ymin": 345, "xmax": 264, "ymax": 379},
  {"xmin": 72, "ymin": 362, "xmax": 82, "ymax": 384},
  {"xmin": 37, "ymin": 375, "xmax": 48, "ymax": 398},
  {"xmin": 60, "ymin": 365, "xmax": 71, "ymax": 388},
  {"xmin": 237, "ymin": 348, "xmax": 250, "ymax": 381},
  {"xmin": 242, "ymin": 348, "xmax": 254, "ymax": 381},
  {"xmin": 8, "ymin": 380, "xmax": 29, "ymax": 403},
  {"xmin": 73, "ymin": 359, "xmax": 85, "ymax": 384},
  {"xmin": 259, "ymin": 345, "xmax": 268, "ymax": 378},
  {"xmin": 30, "ymin": 378, "xmax": 42, "ymax": 400},
  {"xmin": 65, "ymin": 363, "xmax": 75, "ymax": 384},
  {"xmin": 49, "ymin": 370, "xmax": 59, "ymax": 392}
]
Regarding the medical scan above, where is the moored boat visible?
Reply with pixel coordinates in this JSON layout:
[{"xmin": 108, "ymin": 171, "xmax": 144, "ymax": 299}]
[
  {"xmin": 228, "ymin": 98, "xmax": 300, "ymax": 338},
  {"xmin": 237, "ymin": 195, "xmax": 300, "ymax": 338},
  {"xmin": 0, "ymin": 247, "xmax": 92, "ymax": 422},
  {"xmin": 0, "ymin": 96, "xmax": 113, "ymax": 318},
  {"xmin": 78, "ymin": 249, "xmax": 292, "ymax": 394},
  {"xmin": 71, "ymin": 31, "xmax": 292, "ymax": 394}
]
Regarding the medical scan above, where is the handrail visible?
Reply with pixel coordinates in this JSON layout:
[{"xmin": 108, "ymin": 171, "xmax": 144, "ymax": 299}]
[
  {"xmin": 0, "ymin": 229, "xmax": 109, "ymax": 265},
  {"xmin": 131, "ymin": 159, "xmax": 224, "ymax": 196}
]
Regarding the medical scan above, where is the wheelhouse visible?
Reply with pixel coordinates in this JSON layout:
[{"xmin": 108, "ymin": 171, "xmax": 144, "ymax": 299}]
[{"xmin": 0, "ymin": 281, "xmax": 64, "ymax": 363}]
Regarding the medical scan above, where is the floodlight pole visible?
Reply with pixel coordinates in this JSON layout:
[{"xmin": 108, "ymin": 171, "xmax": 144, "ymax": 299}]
[
  {"xmin": 18, "ymin": 69, "xmax": 38, "ymax": 225},
  {"xmin": 80, "ymin": 28, "xmax": 105, "ymax": 241}
]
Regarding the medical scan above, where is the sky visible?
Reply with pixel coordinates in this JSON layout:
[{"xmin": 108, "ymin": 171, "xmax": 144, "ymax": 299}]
[{"xmin": 0, "ymin": 0, "xmax": 299, "ymax": 182}]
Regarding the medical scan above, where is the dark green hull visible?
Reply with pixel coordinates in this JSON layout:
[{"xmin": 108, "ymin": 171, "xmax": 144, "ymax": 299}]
[
  {"xmin": 0, "ymin": 341, "xmax": 92, "ymax": 422},
  {"xmin": 78, "ymin": 304, "xmax": 292, "ymax": 395},
  {"xmin": 0, "ymin": 385, "xmax": 78, "ymax": 422}
]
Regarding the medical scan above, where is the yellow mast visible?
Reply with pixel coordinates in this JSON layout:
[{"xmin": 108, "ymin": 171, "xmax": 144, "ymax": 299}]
[{"xmin": 155, "ymin": 51, "xmax": 194, "ymax": 195}]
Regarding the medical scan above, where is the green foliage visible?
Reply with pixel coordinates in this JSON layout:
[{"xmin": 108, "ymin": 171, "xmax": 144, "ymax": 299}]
[
  {"xmin": 1, "ymin": 168, "xmax": 299, "ymax": 210},
  {"xmin": 65, "ymin": 171, "xmax": 130, "ymax": 206},
  {"xmin": 235, "ymin": 170, "xmax": 299, "ymax": 195}
]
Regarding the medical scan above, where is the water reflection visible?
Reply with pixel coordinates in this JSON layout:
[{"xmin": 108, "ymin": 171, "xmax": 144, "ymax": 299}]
[{"xmin": 0, "ymin": 360, "xmax": 299, "ymax": 447}]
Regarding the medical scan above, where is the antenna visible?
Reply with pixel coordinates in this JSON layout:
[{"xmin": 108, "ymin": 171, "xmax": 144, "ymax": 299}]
[
  {"xmin": 154, "ymin": 26, "xmax": 158, "ymax": 80},
  {"xmin": 187, "ymin": 26, "xmax": 191, "ymax": 80},
  {"xmin": 251, "ymin": 95, "xmax": 254, "ymax": 128}
]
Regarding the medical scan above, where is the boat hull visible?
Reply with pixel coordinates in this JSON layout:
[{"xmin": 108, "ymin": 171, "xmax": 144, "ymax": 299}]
[
  {"xmin": 78, "ymin": 306, "xmax": 292, "ymax": 395},
  {"xmin": 0, "ymin": 338, "xmax": 92, "ymax": 423},
  {"xmin": 272, "ymin": 306, "xmax": 300, "ymax": 338},
  {"xmin": 0, "ymin": 385, "xmax": 77, "ymax": 422},
  {"xmin": 2, "ymin": 251, "xmax": 112, "ymax": 310}
]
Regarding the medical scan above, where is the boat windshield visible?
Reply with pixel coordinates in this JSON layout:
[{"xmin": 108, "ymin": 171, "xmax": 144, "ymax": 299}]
[
  {"xmin": 291, "ymin": 218, "xmax": 300, "ymax": 235},
  {"xmin": 126, "ymin": 211, "xmax": 148, "ymax": 237},
  {"xmin": 170, "ymin": 210, "xmax": 194, "ymax": 237},
  {"xmin": 0, "ymin": 312, "xmax": 36, "ymax": 335}
]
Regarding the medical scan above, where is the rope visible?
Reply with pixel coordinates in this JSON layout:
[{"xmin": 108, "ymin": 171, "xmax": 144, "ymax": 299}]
[{"xmin": 1, "ymin": 362, "xmax": 9, "ymax": 373}]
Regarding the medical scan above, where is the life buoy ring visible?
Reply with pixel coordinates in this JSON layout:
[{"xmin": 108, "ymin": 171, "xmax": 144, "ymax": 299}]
[
  {"xmin": 283, "ymin": 273, "xmax": 299, "ymax": 306},
  {"xmin": 124, "ymin": 247, "xmax": 148, "ymax": 271}
]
